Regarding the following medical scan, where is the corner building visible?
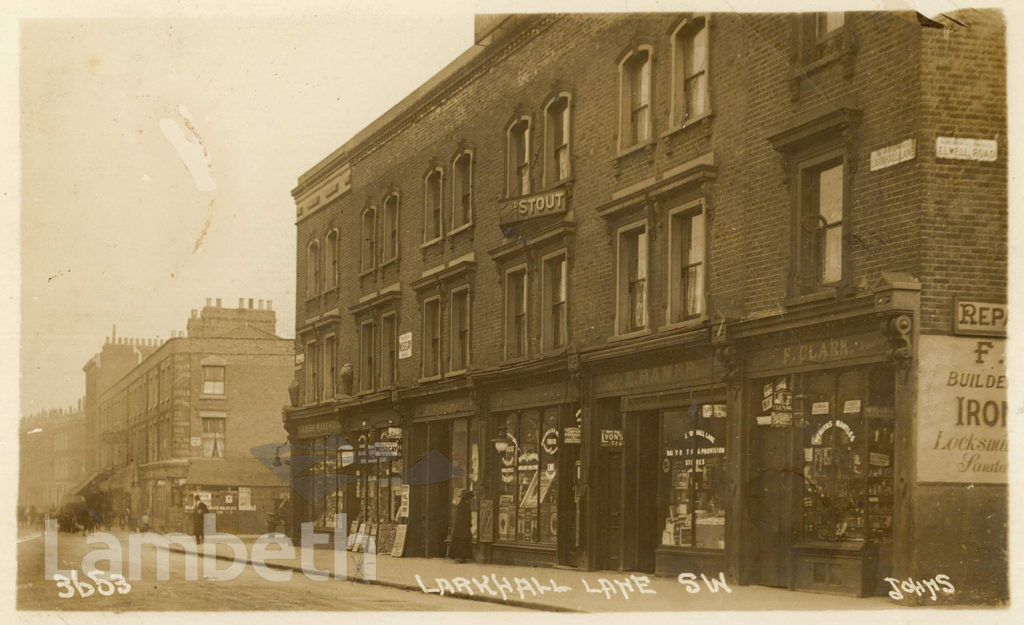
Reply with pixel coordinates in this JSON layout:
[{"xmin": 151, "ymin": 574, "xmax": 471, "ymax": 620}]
[{"xmin": 285, "ymin": 12, "xmax": 1006, "ymax": 602}]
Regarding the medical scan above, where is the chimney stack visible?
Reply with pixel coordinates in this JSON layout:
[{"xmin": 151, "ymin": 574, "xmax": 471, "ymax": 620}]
[
  {"xmin": 267, "ymin": 300, "xmax": 273, "ymax": 311},
  {"xmin": 238, "ymin": 298, "xmax": 244, "ymax": 308},
  {"xmin": 206, "ymin": 298, "xmax": 212, "ymax": 306},
  {"xmin": 191, "ymin": 309, "xmax": 198, "ymax": 319}
]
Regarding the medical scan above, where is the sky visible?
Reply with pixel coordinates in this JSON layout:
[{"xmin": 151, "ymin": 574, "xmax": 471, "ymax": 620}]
[
  {"xmin": 16, "ymin": 8, "xmax": 476, "ymax": 416},
  {"xmin": 10, "ymin": 0, "xmax": 1020, "ymax": 421}
]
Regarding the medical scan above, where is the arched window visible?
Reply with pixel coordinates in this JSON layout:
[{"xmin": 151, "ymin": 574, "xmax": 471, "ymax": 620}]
[
  {"xmin": 670, "ymin": 16, "xmax": 710, "ymax": 128},
  {"xmin": 325, "ymin": 230, "xmax": 338, "ymax": 289},
  {"xmin": 452, "ymin": 152, "xmax": 473, "ymax": 229},
  {"xmin": 306, "ymin": 239, "xmax": 320, "ymax": 297},
  {"xmin": 383, "ymin": 193, "xmax": 400, "ymax": 262},
  {"xmin": 424, "ymin": 169, "xmax": 443, "ymax": 242},
  {"xmin": 544, "ymin": 95, "xmax": 571, "ymax": 186},
  {"xmin": 361, "ymin": 207, "xmax": 376, "ymax": 273},
  {"xmin": 507, "ymin": 117, "xmax": 531, "ymax": 196},
  {"xmin": 618, "ymin": 47, "xmax": 653, "ymax": 150}
]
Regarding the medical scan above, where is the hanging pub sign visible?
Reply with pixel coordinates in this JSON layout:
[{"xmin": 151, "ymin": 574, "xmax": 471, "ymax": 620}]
[
  {"xmin": 498, "ymin": 187, "xmax": 568, "ymax": 226},
  {"xmin": 600, "ymin": 429, "xmax": 624, "ymax": 447}
]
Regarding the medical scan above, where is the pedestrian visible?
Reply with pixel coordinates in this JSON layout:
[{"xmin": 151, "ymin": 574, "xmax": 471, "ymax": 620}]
[
  {"xmin": 17, "ymin": 505, "xmax": 26, "ymax": 528},
  {"xmin": 447, "ymin": 489, "xmax": 473, "ymax": 563},
  {"xmin": 192, "ymin": 495, "xmax": 209, "ymax": 544}
]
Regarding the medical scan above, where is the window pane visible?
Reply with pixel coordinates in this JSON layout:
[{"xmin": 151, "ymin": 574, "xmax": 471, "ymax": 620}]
[
  {"xmin": 690, "ymin": 23, "xmax": 707, "ymax": 74},
  {"xmin": 517, "ymin": 411, "xmax": 540, "ymax": 542},
  {"xmin": 688, "ymin": 212, "xmax": 705, "ymax": 265},
  {"xmin": 818, "ymin": 164, "xmax": 844, "ymax": 224},
  {"xmin": 822, "ymin": 225, "xmax": 843, "ymax": 283},
  {"xmin": 539, "ymin": 408, "xmax": 559, "ymax": 544},
  {"xmin": 687, "ymin": 74, "xmax": 707, "ymax": 118},
  {"xmin": 692, "ymin": 403, "xmax": 727, "ymax": 549}
]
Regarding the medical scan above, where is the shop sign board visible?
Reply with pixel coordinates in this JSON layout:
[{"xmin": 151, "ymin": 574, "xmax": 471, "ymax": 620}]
[
  {"xmin": 917, "ymin": 335, "xmax": 1007, "ymax": 483},
  {"xmin": 373, "ymin": 441, "xmax": 400, "ymax": 458},
  {"xmin": 953, "ymin": 299, "xmax": 1006, "ymax": 337},
  {"xmin": 296, "ymin": 419, "xmax": 341, "ymax": 438},
  {"xmin": 563, "ymin": 426, "xmax": 581, "ymax": 444},
  {"xmin": 411, "ymin": 396, "xmax": 473, "ymax": 421},
  {"xmin": 398, "ymin": 332, "xmax": 413, "ymax": 359},
  {"xmin": 498, "ymin": 187, "xmax": 568, "ymax": 226},
  {"xmin": 936, "ymin": 136, "xmax": 998, "ymax": 162},
  {"xmin": 746, "ymin": 328, "xmax": 889, "ymax": 376},
  {"xmin": 601, "ymin": 429, "xmax": 624, "ymax": 447}
]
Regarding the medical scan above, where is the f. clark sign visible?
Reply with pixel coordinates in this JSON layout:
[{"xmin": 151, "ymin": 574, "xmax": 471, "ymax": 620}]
[{"xmin": 499, "ymin": 188, "xmax": 568, "ymax": 226}]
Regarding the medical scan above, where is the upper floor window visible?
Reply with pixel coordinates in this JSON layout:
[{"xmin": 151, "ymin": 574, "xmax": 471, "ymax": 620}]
[
  {"xmin": 383, "ymin": 194, "xmax": 400, "ymax": 262},
  {"xmin": 324, "ymin": 335, "xmax": 337, "ymax": 399},
  {"xmin": 803, "ymin": 12, "xmax": 847, "ymax": 64},
  {"xmin": 452, "ymin": 152, "xmax": 473, "ymax": 229},
  {"xmin": 507, "ymin": 118, "xmax": 531, "ymax": 197},
  {"xmin": 616, "ymin": 223, "xmax": 648, "ymax": 333},
  {"xmin": 422, "ymin": 297, "xmax": 442, "ymax": 378},
  {"xmin": 424, "ymin": 169, "xmax": 443, "ymax": 243},
  {"xmin": 380, "ymin": 313, "xmax": 397, "ymax": 389},
  {"xmin": 542, "ymin": 253, "xmax": 568, "ymax": 350},
  {"xmin": 450, "ymin": 287, "xmax": 471, "ymax": 372},
  {"xmin": 668, "ymin": 201, "xmax": 706, "ymax": 323},
  {"xmin": 619, "ymin": 49, "xmax": 652, "ymax": 150},
  {"xmin": 544, "ymin": 96, "xmax": 571, "ymax": 185},
  {"xmin": 202, "ymin": 365, "xmax": 225, "ymax": 395},
  {"xmin": 201, "ymin": 415, "xmax": 226, "ymax": 458},
  {"xmin": 361, "ymin": 207, "xmax": 376, "ymax": 273},
  {"xmin": 305, "ymin": 341, "xmax": 319, "ymax": 404},
  {"xmin": 359, "ymin": 321, "xmax": 375, "ymax": 393},
  {"xmin": 306, "ymin": 240, "xmax": 320, "ymax": 297},
  {"xmin": 505, "ymin": 266, "xmax": 528, "ymax": 359},
  {"xmin": 796, "ymin": 158, "xmax": 845, "ymax": 293},
  {"xmin": 671, "ymin": 17, "xmax": 709, "ymax": 127},
  {"xmin": 817, "ymin": 12, "xmax": 845, "ymax": 39},
  {"xmin": 325, "ymin": 230, "xmax": 338, "ymax": 289}
]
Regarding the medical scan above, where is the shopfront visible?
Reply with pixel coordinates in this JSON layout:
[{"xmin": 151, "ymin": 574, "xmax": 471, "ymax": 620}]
[
  {"xmin": 587, "ymin": 343, "xmax": 724, "ymax": 576},
  {"xmin": 401, "ymin": 384, "xmax": 477, "ymax": 558},
  {"xmin": 288, "ymin": 413, "xmax": 343, "ymax": 540},
  {"xmin": 483, "ymin": 374, "xmax": 580, "ymax": 568},
  {"xmin": 738, "ymin": 314, "xmax": 900, "ymax": 597}
]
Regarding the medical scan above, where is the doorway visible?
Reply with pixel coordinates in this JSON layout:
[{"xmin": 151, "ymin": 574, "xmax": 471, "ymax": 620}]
[
  {"xmin": 746, "ymin": 421, "xmax": 800, "ymax": 587},
  {"xmin": 623, "ymin": 411, "xmax": 659, "ymax": 573}
]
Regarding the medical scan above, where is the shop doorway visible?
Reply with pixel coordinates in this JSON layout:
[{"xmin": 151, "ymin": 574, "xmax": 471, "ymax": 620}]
[
  {"xmin": 407, "ymin": 421, "xmax": 453, "ymax": 558},
  {"xmin": 622, "ymin": 412, "xmax": 659, "ymax": 573},
  {"xmin": 746, "ymin": 418, "xmax": 800, "ymax": 587}
]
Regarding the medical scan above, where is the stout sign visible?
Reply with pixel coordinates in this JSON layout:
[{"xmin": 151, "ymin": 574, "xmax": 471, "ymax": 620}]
[{"xmin": 499, "ymin": 187, "xmax": 568, "ymax": 225}]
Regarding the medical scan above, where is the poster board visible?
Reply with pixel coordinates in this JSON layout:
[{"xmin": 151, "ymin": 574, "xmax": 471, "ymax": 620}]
[
  {"xmin": 391, "ymin": 523, "xmax": 408, "ymax": 556},
  {"xmin": 377, "ymin": 522, "xmax": 397, "ymax": 554},
  {"xmin": 478, "ymin": 499, "xmax": 494, "ymax": 543}
]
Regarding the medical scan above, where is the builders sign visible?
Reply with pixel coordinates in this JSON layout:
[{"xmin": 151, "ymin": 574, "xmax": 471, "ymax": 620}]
[{"xmin": 917, "ymin": 335, "xmax": 1007, "ymax": 483}]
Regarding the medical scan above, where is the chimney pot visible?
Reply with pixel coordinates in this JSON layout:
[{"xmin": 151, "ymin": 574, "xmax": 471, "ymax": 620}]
[
  {"xmin": 248, "ymin": 298, "xmax": 254, "ymax": 309},
  {"xmin": 206, "ymin": 298, "xmax": 212, "ymax": 306},
  {"xmin": 239, "ymin": 298, "xmax": 244, "ymax": 308},
  {"xmin": 259, "ymin": 299, "xmax": 264, "ymax": 310},
  {"xmin": 267, "ymin": 300, "xmax": 273, "ymax": 311},
  {"xmin": 216, "ymin": 298, "xmax": 222, "ymax": 307},
  {"xmin": 191, "ymin": 309, "xmax": 198, "ymax": 319}
]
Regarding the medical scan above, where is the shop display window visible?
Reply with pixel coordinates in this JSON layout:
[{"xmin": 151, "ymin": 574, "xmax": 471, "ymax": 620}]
[
  {"xmin": 659, "ymin": 402, "xmax": 727, "ymax": 549},
  {"xmin": 752, "ymin": 366, "xmax": 894, "ymax": 543},
  {"xmin": 496, "ymin": 408, "xmax": 560, "ymax": 545}
]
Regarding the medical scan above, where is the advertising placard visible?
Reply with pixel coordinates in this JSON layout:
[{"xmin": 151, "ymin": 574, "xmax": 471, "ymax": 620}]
[{"xmin": 917, "ymin": 335, "xmax": 1007, "ymax": 483}]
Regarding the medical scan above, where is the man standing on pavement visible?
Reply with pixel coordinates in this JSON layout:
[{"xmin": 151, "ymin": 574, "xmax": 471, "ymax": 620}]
[{"xmin": 193, "ymin": 494, "xmax": 210, "ymax": 544}]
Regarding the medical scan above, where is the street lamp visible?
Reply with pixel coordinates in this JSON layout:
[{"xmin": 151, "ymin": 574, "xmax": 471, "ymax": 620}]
[{"xmin": 490, "ymin": 427, "xmax": 510, "ymax": 454}]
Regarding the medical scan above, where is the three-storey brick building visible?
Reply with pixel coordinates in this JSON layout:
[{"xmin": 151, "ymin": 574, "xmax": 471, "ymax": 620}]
[
  {"xmin": 83, "ymin": 300, "xmax": 293, "ymax": 533},
  {"xmin": 284, "ymin": 12, "xmax": 1006, "ymax": 602}
]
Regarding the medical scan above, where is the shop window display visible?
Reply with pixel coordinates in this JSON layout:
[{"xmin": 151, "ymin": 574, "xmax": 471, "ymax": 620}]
[
  {"xmin": 496, "ymin": 409, "xmax": 559, "ymax": 545},
  {"xmin": 753, "ymin": 367, "xmax": 894, "ymax": 542},
  {"xmin": 660, "ymin": 402, "xmax": 727, "ymax": 549}
]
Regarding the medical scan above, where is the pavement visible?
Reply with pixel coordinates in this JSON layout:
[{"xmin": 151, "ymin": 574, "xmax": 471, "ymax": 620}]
[{"xmin": 154, "ymin": 530, "xmax": 904, "ymax": 612}]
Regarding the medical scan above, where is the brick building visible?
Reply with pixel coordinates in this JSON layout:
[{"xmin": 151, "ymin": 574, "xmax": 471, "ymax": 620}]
[
  {"xmin": 19, "ymin": 402, "xmax": 87, "ymax": 513},
  {"xmin": 283, "ymin": 12, "xmax": 1006, "ymax": 602},
  {"xmin": 81, "ymin": 300, "xmax": 293, "ymax": 533}
]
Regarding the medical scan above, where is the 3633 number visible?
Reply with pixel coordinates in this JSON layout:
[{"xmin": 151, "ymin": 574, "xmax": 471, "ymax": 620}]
[{"xmin": 53, "ymin": 570, "xmax": 132, "ymax": 598}]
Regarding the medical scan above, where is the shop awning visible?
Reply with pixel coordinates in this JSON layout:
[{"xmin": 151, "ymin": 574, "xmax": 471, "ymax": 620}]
[
  {"xmin": 186, "ymin": 457, "xmax": 286, "ymax": 488},
  {"xmin": 67, "ymin": 470, "xmax": 106, "ymax": 497},
  {"xmin": 99, "ymin": 464, "xmax": 135, "ymax": 491}
]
